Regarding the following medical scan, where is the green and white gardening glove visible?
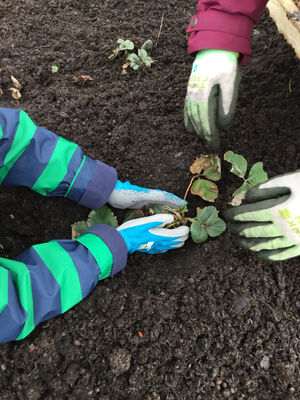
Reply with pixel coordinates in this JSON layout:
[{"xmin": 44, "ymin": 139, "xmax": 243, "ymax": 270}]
[
  {"xmin": 184, "ymin": 49, "xmax": 241, "ymax": 150},
  {"xmin": 225, "ymin": 171, "xmax": 300, "ymax": 261}
]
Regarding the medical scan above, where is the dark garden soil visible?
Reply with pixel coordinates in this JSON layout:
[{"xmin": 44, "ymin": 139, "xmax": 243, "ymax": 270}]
[{"xmin": 0, "ymin": 1, "xmax": 300, "ymax": 399}]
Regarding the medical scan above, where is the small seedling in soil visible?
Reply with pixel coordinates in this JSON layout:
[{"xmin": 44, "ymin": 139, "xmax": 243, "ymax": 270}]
[
  {"xmin": 224, "ymin": 151, "xmax": 268, "ymax": 206},
  {"xmin": 109, "ymin": 39, "xmax": 154, "ymax": 73},
  {"xmin": 51, "ymin": 65, "xmax": 59, "ymax": 73}
]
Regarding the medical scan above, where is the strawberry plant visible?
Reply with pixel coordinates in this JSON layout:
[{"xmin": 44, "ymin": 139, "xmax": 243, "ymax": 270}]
[
  {"xmin": 108, "ymin": 39, "xmax": 154, "ymax": 73},
  {"xmin": 72, "ymin": 205, "xmax": 118, "ymax": 239},
  {"xmin": 72, "ymin": 151, "xmax": 267, "ymax": 245},
  {"xmin": 108, "ymin": 39, "xmax": 134, "ymax": 60},
  {"xmin": 224, "ymin": 151, "xmax": 268, "ymax": 205}
]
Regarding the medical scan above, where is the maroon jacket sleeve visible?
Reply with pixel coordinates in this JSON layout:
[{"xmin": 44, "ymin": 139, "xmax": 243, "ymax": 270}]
[{"xmin": 187, "ymin": 0, "xmax": 269, "ymax": 65}]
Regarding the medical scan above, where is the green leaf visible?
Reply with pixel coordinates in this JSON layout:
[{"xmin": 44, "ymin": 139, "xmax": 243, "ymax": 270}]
[
  {"xmin": 117, "ymin": 39, "xmax": 134, "ymax": 51},
  {"xmin": 206, "ymin": 218, "xmax": 226, "ymax": 237},
  {"xmin": 71, "ymin": 220, "xmax": 89, "ymax": 239},
  {"xmin": 143, "ymin": 56, "xmax": 154, "ymax": 67},
  {"xmin": 124, "ymin": 40, "xmax": 134, "ymax": 50},
  {"xmin": 233, "ymin": 182, "xmax": 250, "ymax": 197},
  {"xmin": 247, "ymin": 162, "xmax": 268, "ymax": 186},
  {"xmin": 87, "ymin": 205, "xmax": 118, "ymax": 228},
  {"xmin": 202, "ymin": 169, "xmax": 221, "ymax": 181},
  {"xmin": 141, "ymin": 40, "xmax": 153, "ymax": 55},
  {"xmin": 196, "ymin": 206, "xmax": 218, "ymax": 224},
  {"xmin": 117, "ymin": 39, "xmax": 126, "ymax": 46},
  {"xmin": 224, "ymin": 151, "xmax": 247, "ymax": 178},
  {"xmin": 51, "ymin": 65, "xmax": 58, "ymax": 73},
  {"xmin": 191, "ymin": 221, "xmax": 208, "ymax": 244},
  {"xmin": 138, "ymin": 48, "xmax": 148, "ymax": 59},
  {"xmin": 253, "ymin": 28, "xmax": 260, "ymax": 36},
  {"xmin": 178, "ymin": 205, "xmax": 188, "ymax": 214},
  {"xmin": 230, "ymin": 182, "xmax": 250, "ymax": 206},
  {"xmin": 128, "ymin": 53, "xmax": 142, "ymax": 70},
  {"xmin": 191, "ymin": 178, "xmax": 218, "ymax": 202},
  {"xmin": 123, "ymin": 209, "xmax": 144, "ymax": 223},
  {"xmin": 151, "ymin": 204, "xmax": 167, "ymax": 214}
]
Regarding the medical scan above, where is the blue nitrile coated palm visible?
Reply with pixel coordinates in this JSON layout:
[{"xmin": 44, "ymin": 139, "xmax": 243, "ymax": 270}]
[
  {"xmin": 117, "ymin": 214, "xmax": 190, "ymax": 254},
  {"xmin": 108, "ymin": 180, "xmax": 187, "ymax": 209}
]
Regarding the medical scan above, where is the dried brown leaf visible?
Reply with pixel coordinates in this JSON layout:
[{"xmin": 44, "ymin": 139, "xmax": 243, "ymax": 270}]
[
  {"xmin": 9, "ymin": 88, "xmax": 21, "ymax": 100},
  {"xmin": 11, "ymin": 75, "xmax": 21, "ymax": 89},
  {"xmin": 73, "ymin": 75, "xmax": 93, "ymax": 85},
  {"xmin": 121, "ymin": 62, "xmax": 130, "ymax": 76},
  {"xmin": 71, "ymin": 226, "xmax": 76, "ymax": 240},
  {"xmin": 229, "ymin": 191, "xmax": 246, "ymax": 207},
  {"xmin": 190, "ymin": 155, "xmax": 214, "ymax": 175}
]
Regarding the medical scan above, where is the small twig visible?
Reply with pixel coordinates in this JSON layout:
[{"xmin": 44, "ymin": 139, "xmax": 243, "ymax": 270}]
[
  {"xmin": 156, "ymin": 12, "xmax": 165, "ymax": 47},
  {"xmin": 184, "ymin": 175, "xmax": 198, "ymax": 201}
]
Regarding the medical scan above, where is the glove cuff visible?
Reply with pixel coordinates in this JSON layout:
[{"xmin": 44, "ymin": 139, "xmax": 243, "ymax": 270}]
[{"xmin": 195, "ymin": 49, "xmax": 239, "ymax": 63}]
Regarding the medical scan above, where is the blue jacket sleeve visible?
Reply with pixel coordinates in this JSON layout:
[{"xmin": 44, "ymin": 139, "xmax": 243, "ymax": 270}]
[
  {"xmin": 0, "ymin": 107, "xmax": 117, "ymax": 209},
  {"xmin": 0, "ymin": 225, "xmax": 128, "ymax": 344}
]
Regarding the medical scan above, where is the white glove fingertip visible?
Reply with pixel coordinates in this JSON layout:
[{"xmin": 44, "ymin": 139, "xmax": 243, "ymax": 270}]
[
  {"xmin": 118, "ymin": 213, "xmax": 174, "ymax": 231},
  {"xmin": 153, "ymin": 213, "xmax": 174, "ymax": 226}
]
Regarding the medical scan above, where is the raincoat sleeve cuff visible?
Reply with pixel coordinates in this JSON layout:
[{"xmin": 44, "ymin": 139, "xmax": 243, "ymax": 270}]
[{"xmin": 86, "ymin": 225, "xmax": 128, "ymax": 277}]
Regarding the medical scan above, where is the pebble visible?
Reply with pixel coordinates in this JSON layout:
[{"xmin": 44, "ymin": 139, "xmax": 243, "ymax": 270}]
[
  {"xmin": 74, "ymin": 339, "xmax": 81, "ymax": 347},
  {"xmin": 233, "ymin": 296, "xmax": 249, "ymax": 313},
  {"xmin": 109, "ymin": 348, "xmax": 131, "ymax": 376},
  {"xmin": 223, "ymin": 389, "xmax": 231, "ymax": 398},
  {"xmin": 29, "ymin": 344, "xmax": 36, "ymax": 352},
  {"xmin": 260, "ymin": 355, "xmax": 270, "ymax": 370}
]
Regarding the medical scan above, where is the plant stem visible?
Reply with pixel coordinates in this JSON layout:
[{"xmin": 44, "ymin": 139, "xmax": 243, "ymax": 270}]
[
  {"xmin": 184, "ymin": 175, "xmax": 199, "ymax": 201},
  {"xmin": 184, "ymin": 217, "xmax": 196, "ymax": 223}
]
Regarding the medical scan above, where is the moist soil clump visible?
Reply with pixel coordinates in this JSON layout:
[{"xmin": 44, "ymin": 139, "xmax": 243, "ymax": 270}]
[{"xmin": 0, "ymin": 2, "xmax": 299, "ymax": 399}]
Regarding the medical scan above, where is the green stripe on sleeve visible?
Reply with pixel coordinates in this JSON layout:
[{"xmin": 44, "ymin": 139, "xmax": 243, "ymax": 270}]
[
  {"xmin": 0, "ymin": 258, "xmax": 35, "ymax": 340},
  {"xmin": 64, "ymin": 155, "xmax": 86, "ymax": 198},
  {"xmin": 32, "ymin": 137, "xmax": 78, "ymax": 195},
  {"xmin": 0, "ymin": 267, "xmax": 9, "ymax": 314},
  {"xmin": 0, "ymin": 124, "xmax": 3, "ymax": 140},
  {"xmin": 76, "ymin": 234, "xmax": 113, "ymax": 280},
  {"xmin": 0, "ymin": 110, "xmax": 37, "ymax": 184},
  {"xmin": 33, "ymin": 241, "xmax": 82, "ymax": 313}
]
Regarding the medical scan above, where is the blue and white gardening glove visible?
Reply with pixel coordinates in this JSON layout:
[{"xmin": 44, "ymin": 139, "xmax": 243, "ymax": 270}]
[
  {"xmin": 225, "ymin": 171, "xmax": 300, "ymax": 261},
  {"xmin": 184, "ymin": 49, "xmax": 241, "ymax": 150},
  {"xmin": 108, "ymin": 180, "xmax": 187, "ymax": 209},
  {"xmin": 117, "ymin": 214, "xmax": 190, "ymax": 254}
]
